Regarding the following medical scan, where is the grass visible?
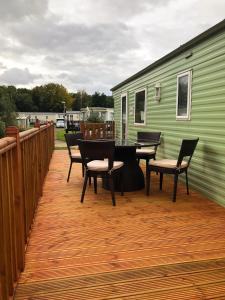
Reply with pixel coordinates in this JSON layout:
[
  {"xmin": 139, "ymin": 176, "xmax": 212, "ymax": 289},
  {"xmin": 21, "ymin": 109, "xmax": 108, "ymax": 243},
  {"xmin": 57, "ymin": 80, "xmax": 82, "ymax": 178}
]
[{"xmin": 55, "ymin": 128, "xmax": 66, "ymax": 141}]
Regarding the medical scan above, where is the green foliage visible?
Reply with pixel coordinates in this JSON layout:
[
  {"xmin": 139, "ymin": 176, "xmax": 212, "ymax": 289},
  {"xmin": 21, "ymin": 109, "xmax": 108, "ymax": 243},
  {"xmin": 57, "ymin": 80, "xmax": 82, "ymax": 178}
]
[
  {"xmin": 0, "ymin": 121, "xmax": 5, "ymax": 138},
  {"xmin": 71, "ymin": 90, "xmax": 91, "ymax": 111},
  {"xmin": 0, "ymin": 86, "xmax": 17, "ymax": 137},
  {"xmin": 71, "ymin": 90, "xmax": 114, "ymax": 110},
  {"xmin": 0, "ymin": 84, "xmax": 114, "ymax": 120},
  {"xmin": 15, "ymin": 88, "xmax": 38, "ymax": 112},
  {"xmin": 86, "ymin": 112, "xmax": 104, "ymax": 123},
  {"xmin": 55, "ymin": 128, "xmax": 66, "ymax": 141},
  {"xmin": 32, "ymin": 83, "xmax": 73, "ymax": 112}
]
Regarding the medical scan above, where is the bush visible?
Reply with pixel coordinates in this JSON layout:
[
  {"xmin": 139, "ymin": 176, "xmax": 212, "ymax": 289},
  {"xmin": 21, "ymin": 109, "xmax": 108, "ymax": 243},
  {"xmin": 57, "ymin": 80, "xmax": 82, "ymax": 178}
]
[
  {"xmin": 0, "ymin": 121, "xmax": 5, "ymax": 138},
  {"xmin": 86, "ymin": 112, "xmax": 104, "ymax": 123},
  {"xmin": 0, "ymin": 86, "xmax": 17, "ymax": 138}
]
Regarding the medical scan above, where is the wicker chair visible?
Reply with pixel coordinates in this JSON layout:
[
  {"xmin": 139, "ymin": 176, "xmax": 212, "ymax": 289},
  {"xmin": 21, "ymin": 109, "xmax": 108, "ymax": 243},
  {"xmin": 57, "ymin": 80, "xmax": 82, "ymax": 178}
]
[
  {"xmin": 64, "ymin": 133, "xmax": 83, "ymax": 182},
  {"xmin": 79, "ymin": 140, "xmax": 124, "ymax": 206},
  {"xmin": 136, "ymin": 132, "xmax": 161, "ymax": 175},
  {"xmin": 146, "ymin": 138, "xmax": 199, "ymax": 202}
]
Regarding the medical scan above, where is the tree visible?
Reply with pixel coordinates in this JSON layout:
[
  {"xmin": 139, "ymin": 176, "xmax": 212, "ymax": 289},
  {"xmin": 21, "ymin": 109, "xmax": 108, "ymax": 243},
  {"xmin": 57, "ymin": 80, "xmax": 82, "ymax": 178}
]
[
  {"xmin": 14, "ymin": 88, "xmax": 38, "ymax": 112},
  {"xmin": 0, "ymin": 86, "xmax": 17, "ymax": 137},
  {"xmin": 71, "ymin": 90, "xmax": 91, "ymax": 110},
  {"xmin": 32, "ymin": 83, "xmax": 73, "ymax": 112},
  {"xmin": 91, "ymin": 92, "xmax": 106, "ymax": 107},
  {"xmin": 106, "ymin": 95, "xmax": 114, "ymax": 108}
]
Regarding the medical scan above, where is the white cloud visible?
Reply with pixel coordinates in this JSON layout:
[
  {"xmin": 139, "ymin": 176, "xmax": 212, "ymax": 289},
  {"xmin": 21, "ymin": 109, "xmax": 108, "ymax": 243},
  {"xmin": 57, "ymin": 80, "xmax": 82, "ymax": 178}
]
[
  {"xmin": 0, "ymin": 68, "xmax": 41, "ymax": 85},
  {"xmin": 0, "ymin": 62, "xmax": 7, "ymax": 70},
  {"xmin": 0, "ymin": 0, "xmax": 48, "ymax": 21},
  {"xmin": 0, "ymin": 0, "xmax": 224, "ymax": 93}
]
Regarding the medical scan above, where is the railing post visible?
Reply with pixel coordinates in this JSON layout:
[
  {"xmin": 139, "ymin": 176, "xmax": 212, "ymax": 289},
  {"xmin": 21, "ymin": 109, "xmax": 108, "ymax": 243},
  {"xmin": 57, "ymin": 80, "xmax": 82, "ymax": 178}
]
[{"xmin": 6, "ymin": 126, "xmax": 25, "ymax": 272}]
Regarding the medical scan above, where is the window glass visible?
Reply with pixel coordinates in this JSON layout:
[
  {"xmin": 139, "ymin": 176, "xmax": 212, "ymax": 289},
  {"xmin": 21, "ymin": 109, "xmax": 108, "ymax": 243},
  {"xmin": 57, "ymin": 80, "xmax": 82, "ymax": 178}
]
[
  {"xmin": 135, "ymin": 90, "xmax": 145, "ymax": 124},
  {"xmin": 176, "ymin": 71, "xmax": 191, "ymax": 119},
  {"xmin": 122, "ymin": 96, "xmax": 126, "ymax": 123},
  {"xmin": 177, "ymin": 75, "xmax": 188, "ymax": 116},
  {"xmin": 121, "ymin": 95, "xmax": 127, "ymax": 139}
]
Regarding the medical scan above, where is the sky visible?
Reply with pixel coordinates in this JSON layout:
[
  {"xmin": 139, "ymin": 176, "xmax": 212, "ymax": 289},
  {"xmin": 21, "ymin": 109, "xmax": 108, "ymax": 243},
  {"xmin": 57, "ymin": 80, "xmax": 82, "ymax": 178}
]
[{"xmin": 0, "ymin": 0, "xmax": 224, "ymax": 95}]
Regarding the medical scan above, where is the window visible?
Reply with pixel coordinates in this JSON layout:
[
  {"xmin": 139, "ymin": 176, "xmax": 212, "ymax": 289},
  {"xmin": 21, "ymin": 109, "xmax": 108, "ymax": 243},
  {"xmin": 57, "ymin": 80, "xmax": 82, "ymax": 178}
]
[
  {"xmin": 176, "ymin": 70, "xmax": 192, "ymax": 120},
  {"xmin": 121, "ymin": 93, "xmax": 127, "ymax": 139},
  {"xmin": 134, "ymin": 89, "xmax": 146, "ymax": 124}
]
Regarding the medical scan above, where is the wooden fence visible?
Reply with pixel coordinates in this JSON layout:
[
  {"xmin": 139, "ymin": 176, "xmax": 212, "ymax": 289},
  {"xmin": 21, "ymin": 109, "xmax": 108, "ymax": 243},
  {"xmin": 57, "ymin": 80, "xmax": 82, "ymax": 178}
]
[
  {"xmin": 0, "ymin": 123, "xmax": 54, "ymax": 300},
  {"xmin": 80, "ymin": 121, "xmax": 115, "ymax": 140}
]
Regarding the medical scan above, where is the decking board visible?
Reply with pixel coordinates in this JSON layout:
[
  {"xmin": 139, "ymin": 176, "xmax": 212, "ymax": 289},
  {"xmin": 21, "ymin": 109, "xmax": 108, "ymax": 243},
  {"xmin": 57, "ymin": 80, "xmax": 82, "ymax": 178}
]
[{"xmin": 15, "ymin": 150, "xmax": 225, "ymax": 299}]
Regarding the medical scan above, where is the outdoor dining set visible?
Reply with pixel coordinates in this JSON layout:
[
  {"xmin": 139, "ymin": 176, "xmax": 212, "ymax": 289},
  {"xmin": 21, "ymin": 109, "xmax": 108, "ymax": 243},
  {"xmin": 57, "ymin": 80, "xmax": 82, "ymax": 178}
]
[{"xmin": 65, "ymin": 132, "xmax": 199, "ymax": 206}]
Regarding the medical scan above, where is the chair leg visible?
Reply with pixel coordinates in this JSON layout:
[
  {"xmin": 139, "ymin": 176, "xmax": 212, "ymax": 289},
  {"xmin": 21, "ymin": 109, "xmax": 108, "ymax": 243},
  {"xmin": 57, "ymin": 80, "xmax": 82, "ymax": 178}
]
[
  {"xmin": 146, "ymin": 167, "xmax": 151, "ymax": 196},
  {"xmin": 67, "ymin": 161, "xmax": 72, "ymax": 182},
  {"xmin": 82, "ymin": 164, "xmax": 84, "ymax": 177},
  {"xmin": 160, "ymin": 173, "xmax": 163, "ymax": 191},
  {"xmin": 137, "ymin": 158, "xmax": 140, "ymax": 165},
  {"xmin": 185, "ymin": 170, "xmax": 189, "ymax": 195},
  {"xmin": 146, "ymin": 158, "xmax": 149, "ymax": 178},
  {"xmin": 153, "ymin": 155, "xmax": 159, "ymax": 175},
  {"xmin": 94, "ymin": 176, "xmax": 97, "ymax": 194},
  {"xmin": 109, "ymin": 176, "xmax": 116, "ymax": 206},
  {"xmin": 120, "ymin": 171, "xmax": 124, "ymax": 196},
  {"xmin": 89, "ymin": 177, "xmax": 91, "ymax": 185},
  {"xmin": 81, "ymin": 173, "xmax": 89, "ymax": 203},
  {"xmin": 173, "ymin": 174, "xmax": 178, "ymax": 202}
]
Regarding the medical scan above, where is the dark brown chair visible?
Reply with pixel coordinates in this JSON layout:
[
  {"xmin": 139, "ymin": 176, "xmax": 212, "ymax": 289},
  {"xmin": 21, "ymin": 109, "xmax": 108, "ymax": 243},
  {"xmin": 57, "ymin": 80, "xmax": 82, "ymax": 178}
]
[
  {"xmin": 136, "ymin": 132, "xmax": 161, "ymax": 175},
  {"xmin": 79, "ymin": 140, "xmax": 124, "ymax": 206},
  {"xmin": 64, "ymin": 133, "xmax": 83, "ymax": 182},
  {"xmin": 146, "ymin": 138, "xmax": 199, "ymax": 202}
]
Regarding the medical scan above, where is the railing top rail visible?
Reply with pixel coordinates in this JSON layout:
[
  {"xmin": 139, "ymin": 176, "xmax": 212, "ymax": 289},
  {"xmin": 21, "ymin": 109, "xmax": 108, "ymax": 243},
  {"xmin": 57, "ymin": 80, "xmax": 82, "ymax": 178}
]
[
  {"xmin": 19, "ymin": 124, "xmax": 52, "ymax": 142},
  {"xmin": 0, "ymin": 136, "xmax": 16, "ymax": 154},
  {"xmin": 19, "ymin": 128, "xmax": 40, "ymax": 142},
  {"xmin": 40, "ymin": 124, "xmax": 50, "ymax": 131}
]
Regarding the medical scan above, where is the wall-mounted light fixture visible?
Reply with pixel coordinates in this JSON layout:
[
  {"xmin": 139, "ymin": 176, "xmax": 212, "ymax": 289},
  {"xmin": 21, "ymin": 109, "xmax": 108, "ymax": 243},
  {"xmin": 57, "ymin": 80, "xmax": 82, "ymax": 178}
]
[{"xmin": 154, "ymin": 83, "xmax": 161, "ymax": 102}]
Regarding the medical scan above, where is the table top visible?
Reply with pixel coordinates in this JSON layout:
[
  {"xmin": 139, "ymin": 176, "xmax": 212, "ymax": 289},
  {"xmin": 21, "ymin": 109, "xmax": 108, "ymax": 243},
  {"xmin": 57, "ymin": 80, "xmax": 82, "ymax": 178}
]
[{"xmin": 114, "ymin": 139, "xmax": 160, "ymax": 147}]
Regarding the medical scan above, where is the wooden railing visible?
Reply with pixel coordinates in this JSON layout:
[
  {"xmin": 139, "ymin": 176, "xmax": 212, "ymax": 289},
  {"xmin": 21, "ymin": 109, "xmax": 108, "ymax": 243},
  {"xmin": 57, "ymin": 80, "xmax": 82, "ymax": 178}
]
[
  {"xmin": 80, "ymin": 121, "xmax": 115, "ymax": 140},
  {"xmin": 0, "ymin": 123, "xmax": 54, "ymax": 300}
]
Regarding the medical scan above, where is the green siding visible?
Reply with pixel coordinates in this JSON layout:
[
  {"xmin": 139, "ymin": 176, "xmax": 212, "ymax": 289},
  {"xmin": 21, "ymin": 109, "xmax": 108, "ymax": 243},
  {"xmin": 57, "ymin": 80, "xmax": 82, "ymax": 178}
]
[{"xmin": 113, "ymin": 30, "xmax": 225, "ymax": 207}]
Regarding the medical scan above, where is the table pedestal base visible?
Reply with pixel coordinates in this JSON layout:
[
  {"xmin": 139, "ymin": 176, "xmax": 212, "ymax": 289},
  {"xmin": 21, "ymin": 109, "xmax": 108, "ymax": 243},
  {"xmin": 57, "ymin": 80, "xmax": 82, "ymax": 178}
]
[{"xmin": 103, "ymin": 146, "xmax": 145, "ymax": 192}]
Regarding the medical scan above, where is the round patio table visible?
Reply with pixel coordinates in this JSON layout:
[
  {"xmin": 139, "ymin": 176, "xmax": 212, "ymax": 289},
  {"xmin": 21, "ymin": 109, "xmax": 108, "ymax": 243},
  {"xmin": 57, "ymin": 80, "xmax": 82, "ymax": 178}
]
[{"xmin": 103, "ymin": 139, "xmax": 160, "ymax": 192}]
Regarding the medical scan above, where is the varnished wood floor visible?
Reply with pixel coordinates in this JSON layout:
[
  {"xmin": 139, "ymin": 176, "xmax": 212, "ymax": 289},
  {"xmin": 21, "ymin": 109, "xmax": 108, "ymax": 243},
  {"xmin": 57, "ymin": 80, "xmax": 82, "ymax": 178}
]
[{"xmin": 15, "ymin": 150, "xmax": 225, "ymax": 299}]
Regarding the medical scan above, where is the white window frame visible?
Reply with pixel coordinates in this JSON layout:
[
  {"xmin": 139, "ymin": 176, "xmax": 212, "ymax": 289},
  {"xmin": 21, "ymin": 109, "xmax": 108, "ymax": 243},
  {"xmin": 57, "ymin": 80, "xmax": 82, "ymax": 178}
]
[
  {"xmin": 134, "ymin": 88, "xmax": 147, "ymax": 126},
  {"xmin": 121, "ymin": 92, "xmax": 128, "ymax": 139},
  {"xmin": 176, "ymin": 70, "xmax": 192, "ymax": 120}
]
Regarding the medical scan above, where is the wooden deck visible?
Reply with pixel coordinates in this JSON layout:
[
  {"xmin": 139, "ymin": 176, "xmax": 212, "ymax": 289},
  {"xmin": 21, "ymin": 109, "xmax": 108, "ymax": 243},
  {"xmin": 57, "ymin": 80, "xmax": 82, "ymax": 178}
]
[{"xmin": 15, "ymin": 150, "xmax": 225, "ymax": 299}]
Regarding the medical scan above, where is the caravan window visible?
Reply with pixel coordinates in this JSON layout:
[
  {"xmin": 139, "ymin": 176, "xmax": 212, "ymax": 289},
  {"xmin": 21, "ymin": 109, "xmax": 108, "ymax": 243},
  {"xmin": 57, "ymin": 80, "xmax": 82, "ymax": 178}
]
[
  {"xmin": 176, "ymin": 70, "xmax": 192, "ymax": 120},
  {"xmin": 134, "ymin": 89, "xmax": 146, "ymax": 125}
]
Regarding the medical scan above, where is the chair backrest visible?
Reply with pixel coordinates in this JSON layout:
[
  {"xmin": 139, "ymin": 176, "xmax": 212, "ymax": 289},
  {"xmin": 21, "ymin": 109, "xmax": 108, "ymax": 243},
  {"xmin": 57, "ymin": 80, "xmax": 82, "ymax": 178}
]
[
  {"xmin": 64, "ymin": 133, "xmax": 83, "ymax": 157},
  {"xmin": 137, "ymin": 131, "xmax": 161, "ymax": 142},
  {"xmin": 177, "ymin": 138, "xmax": 199, "ymax": 167},
  {"xmin": 137, "ymin": 132, "xmax": 161, "ymax": 150},
  {"xmin": 79, "ymin": 140, "xmax": 115, "ymax": 171}
]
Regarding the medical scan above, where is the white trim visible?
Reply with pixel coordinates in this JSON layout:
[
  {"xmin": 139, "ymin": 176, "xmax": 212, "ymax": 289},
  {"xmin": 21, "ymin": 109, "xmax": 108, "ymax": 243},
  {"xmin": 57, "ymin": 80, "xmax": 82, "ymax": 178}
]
[
  {"xmin": 134, "ymin": 88, "xmax": 147, "ymax": 126},
  {"xmin": 176, "ymin": 70, "xmax": 192, "ymax": 120},
  {"xmin": 121, "ymin": 92, "xmax": 128, "ymax": 139}
]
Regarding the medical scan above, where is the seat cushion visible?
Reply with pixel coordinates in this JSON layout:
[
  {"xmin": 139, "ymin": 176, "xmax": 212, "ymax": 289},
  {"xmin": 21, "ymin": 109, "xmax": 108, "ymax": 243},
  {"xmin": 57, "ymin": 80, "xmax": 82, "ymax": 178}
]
[
  {"xmin": 136, "ymin": 148, "xmax": 155, "ymax": 155},
  {"xmin": 71, "ymin": 151, "xmax": 81, "ymax": 159},
  {"xmin": 87, "ymin": 160, "xmax": 124, "ymax": 172},
  {"xmin": 150, "ymin": 159, "xmax": 188, "ymax": 169}
]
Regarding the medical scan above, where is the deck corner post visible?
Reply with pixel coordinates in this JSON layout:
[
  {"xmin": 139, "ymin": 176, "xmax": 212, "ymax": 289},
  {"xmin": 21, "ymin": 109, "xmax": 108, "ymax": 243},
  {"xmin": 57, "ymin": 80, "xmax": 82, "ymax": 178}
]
[{"xmin": 34, "ymin": 119, "xmax": 40, "ymax": 129}]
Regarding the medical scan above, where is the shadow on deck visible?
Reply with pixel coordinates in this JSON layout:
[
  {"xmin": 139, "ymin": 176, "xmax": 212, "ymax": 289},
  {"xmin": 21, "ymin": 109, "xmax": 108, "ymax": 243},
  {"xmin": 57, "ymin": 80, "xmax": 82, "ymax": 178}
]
[{"xmin": 15, "ymin": 150, "xmax": 225, "ymax": 299}]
